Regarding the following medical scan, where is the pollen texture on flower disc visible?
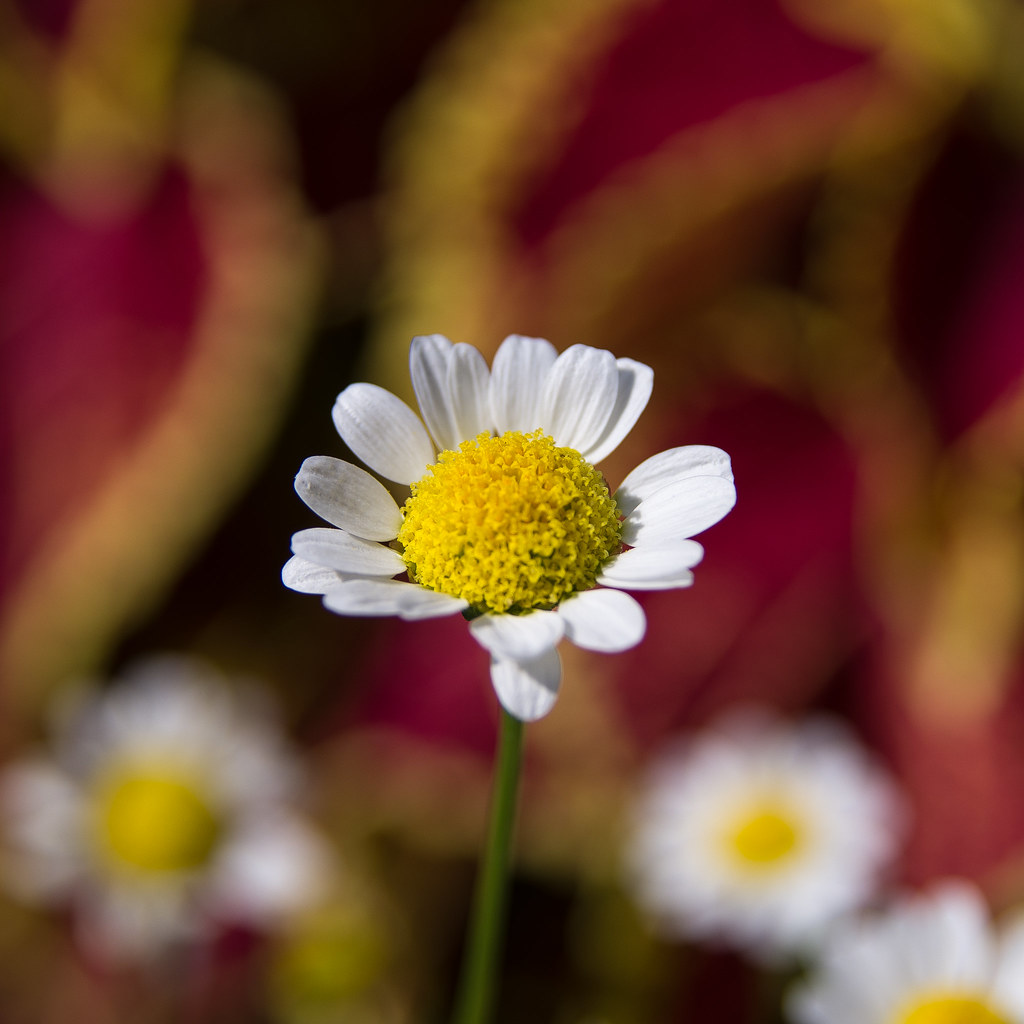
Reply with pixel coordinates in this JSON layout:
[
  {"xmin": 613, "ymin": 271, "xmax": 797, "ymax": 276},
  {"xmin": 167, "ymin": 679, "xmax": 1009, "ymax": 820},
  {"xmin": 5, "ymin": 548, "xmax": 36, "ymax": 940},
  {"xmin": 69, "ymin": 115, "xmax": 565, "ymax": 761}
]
[
  {"xmin": 95, "ymin": 770, "xmax": 221, "ymax": 874},
  {"xmin": 398, "ymin": 431, "xmax": 622, "ymax": 614},
  {"xmin": 898, "ymin": 996, "xmax": 1010, "ymax": 1024}
]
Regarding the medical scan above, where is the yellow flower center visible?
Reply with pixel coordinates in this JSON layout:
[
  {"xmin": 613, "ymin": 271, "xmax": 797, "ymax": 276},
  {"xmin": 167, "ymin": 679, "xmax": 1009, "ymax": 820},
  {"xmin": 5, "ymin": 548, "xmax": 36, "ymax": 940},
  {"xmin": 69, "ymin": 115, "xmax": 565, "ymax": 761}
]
[
  {"xmin": 272, "ymin": 908, "xmax": 387, "ymax": 1007},
  {"xmin": 897, "ymin": 994, "xmax": 1010, "ymax": 1024},
  {"xmin": 95, "ymin": 769, "xmax": 221, "ymax": 874},
  {"xmin": 725, "ymin": 803, "xmax": 802, "ymax": 867},
  {"xmin": 398, "ymin": 431, "xmax": 622, "ymax": 615}
]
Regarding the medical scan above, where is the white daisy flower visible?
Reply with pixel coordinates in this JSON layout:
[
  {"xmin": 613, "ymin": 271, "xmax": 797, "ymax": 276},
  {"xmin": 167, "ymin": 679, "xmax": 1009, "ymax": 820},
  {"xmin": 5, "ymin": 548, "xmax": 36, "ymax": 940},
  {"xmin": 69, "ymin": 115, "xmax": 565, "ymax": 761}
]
[
  {"xmin": 626, "ymin": 707, "xmax": 905, "ymax": 960},
  {"xmin": 0, "ymin": 655, "xmax": 332, "ymax": 964},
  {"xmin": 789, "ymin": 882, "xmax": 1024, "ymax": 1024},
  {"xmin": 283, "ymin": 333, "xmax": 736, "ymax": 721}
]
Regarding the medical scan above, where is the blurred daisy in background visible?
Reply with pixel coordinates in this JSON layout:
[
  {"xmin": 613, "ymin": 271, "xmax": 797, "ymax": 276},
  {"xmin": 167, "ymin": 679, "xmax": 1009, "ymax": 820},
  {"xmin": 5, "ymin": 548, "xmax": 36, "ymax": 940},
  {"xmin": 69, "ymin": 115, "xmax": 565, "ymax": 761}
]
[
  {"xmin": 284, "ymin": 333, "xmax": 735, "ymax": 721},
  {"xmin": 789, "ymin": 882, "xmax": 1024, "ymax": 1024},
  {"xmin": 269, "ymin": 892, "xmax": 405, "ymax": 1024},
  {"xmin": 626, "ymin": 707, "xmax": 905, "ymax": 960},
  {"xmin": 0, "ymin": 655, "xmax": 332, "ymax": 964}
]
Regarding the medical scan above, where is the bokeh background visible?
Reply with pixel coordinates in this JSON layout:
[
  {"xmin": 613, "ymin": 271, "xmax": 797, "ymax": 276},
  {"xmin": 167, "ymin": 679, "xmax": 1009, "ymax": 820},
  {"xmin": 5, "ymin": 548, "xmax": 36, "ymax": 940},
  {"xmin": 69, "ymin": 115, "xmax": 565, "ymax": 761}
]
[{"xmin": 5, "ymin": 0, "xmax": 1024, "ymax": 1020}]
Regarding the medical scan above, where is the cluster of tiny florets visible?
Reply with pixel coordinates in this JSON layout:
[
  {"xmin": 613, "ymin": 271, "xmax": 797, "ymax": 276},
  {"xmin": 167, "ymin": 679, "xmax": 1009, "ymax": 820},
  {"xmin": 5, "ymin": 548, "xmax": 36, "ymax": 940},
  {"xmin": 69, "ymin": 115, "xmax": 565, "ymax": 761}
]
[{"xmin": 398, "ymin": 431, "xmax": 622, "ymax": 614}]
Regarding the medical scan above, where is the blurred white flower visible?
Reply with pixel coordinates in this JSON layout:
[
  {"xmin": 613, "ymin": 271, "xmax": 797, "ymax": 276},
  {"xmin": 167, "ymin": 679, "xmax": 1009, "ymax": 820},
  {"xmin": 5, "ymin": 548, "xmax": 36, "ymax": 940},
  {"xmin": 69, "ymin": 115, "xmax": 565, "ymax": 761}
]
[
  {"xmin": 283, "ymin": 333, "xmax": 735, "ymax": 721},
  {"xmin": 789, "ymin": 882, "xmax": 1024, "ymax": 1024},
  {"xmin": 0, "ymin": 655, "xmax": 332, "ymax": 963},
  {"xmin": 626, "ymin": 707, "xmax": 904, "ymax": 959}
]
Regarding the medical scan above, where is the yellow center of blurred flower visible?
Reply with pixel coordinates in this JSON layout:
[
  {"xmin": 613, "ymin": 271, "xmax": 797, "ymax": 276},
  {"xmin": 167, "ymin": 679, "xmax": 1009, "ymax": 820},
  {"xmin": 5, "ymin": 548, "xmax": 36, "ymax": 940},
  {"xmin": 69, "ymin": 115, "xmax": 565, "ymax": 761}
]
[
  {"xmin": 398, "ymin": 431, "xmax": 621, "ymax": 615},
  {"xmin": 96, "ymin": 770, "xmax": 221, "ymax": 874},
  {"xmin": 898, "ymin": 995, "xmax": 1009, "ymax": 1024},
  {"xmin": 727, "ymin": 806, "xmax": 801, "ymax": 866},
  {"xmin": 272, "ymin": 908, "xmax": 387, "ymax": 1008}
]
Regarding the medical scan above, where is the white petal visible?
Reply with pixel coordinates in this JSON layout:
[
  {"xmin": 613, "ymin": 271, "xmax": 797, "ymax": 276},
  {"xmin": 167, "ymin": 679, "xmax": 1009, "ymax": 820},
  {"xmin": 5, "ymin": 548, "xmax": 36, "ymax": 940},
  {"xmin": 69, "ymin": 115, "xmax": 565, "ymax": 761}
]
[
  {"xmin": 469, "ymin": 610, "xmax": 564, "ymax": 661},
  {"xmin": 597, "ymin": 543, "xmax": 703, "ymax": 590},
  {"xmin": 281, "ymin": 554, "xmax": 345, "ymax": 594},
  {"xmin": 449, "ymin": 343, "xmax": 493, "ymax": 441},
  {"xmin": 490, "ymin": 334, "xmax": 558, "ymax": 433},
  {"xmin": 615, "ymin": 445, "xmax": 735, "ymax": 516},
  {"xmin": 558, "ymin": 588, "xmax": 646, "ymax": 652},
  {"xmin": 947, "ymin": 888, "xmax": 997, "ymax": 978},
  {"xmin": 410, "ymin": 333, "xmax": 461, "ymax": 453},
  {"xmin": 332, "ymin": 382, "xmax": 435, "ymax": 485},
  {"xmin": 210, "ymin": 812, "xmax": 331, "ymax": 922},
  {"xmin": 542, "ymin": 344, "xmax": 619, "ymax": 452},
  {"xmin": 581, "ymin": 359, "xmax": 654, "ymax": 464},
  {"xmin": 294, "ymin": 456, "xmax": 403, "ymax": 540},
  {"xmin": 290, "ymin": 527, "xmax": 405, "ymax": 577},
  {"xmin": 490, "ymin": 648, "xmax": 562, "ymax": 721},
  {"xmin": 993, "ymin": 909, "xmax": 1024, "ymax": 1007},
  {"xmin": 79, "ymin": 884, "xmax": 190, "ymax": 962},
  {"xmin": 621, "ymin": 474, "xmax": 737, "ymax": 546},
  {"xmin": 0, "ymin": 761, "xmax": 82, "ymax": 899},
  {"xmin": 322, "ymin": 578, "xmax": 467, "ymax": 620}
]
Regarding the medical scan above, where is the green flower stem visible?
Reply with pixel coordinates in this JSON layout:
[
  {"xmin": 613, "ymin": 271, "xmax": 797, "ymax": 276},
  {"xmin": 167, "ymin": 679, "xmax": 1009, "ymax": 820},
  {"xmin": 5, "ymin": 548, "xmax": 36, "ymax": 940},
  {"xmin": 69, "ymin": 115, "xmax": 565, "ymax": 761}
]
[{"xmin": 451, "ymin": 708, "xmax": 525, "ymax": 1024}]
